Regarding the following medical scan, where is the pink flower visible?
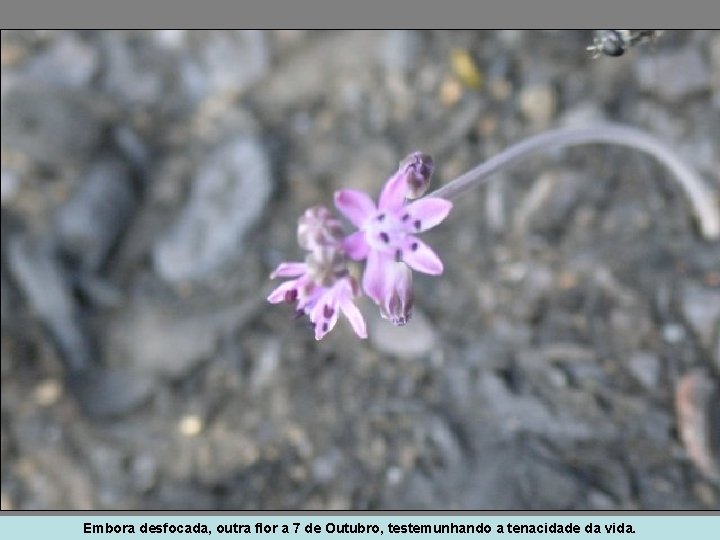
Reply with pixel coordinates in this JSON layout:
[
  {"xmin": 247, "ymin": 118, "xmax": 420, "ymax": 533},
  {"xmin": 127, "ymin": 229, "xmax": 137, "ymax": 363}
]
[
  {"xmin": 267, "ymin": 262, "xmax": 317, "ymax": 311},
  {"xmin": 334, "ymin": 159, "xmax": 452, "ymax": 316},
  {"xmin": 306, "ymin": 276, "xmax": 367, "ymax": 341},
  {"xmin": 267, "ymin": 206, "xmax": 367, "ymax": 341},
  {"xmin": 268, "ymin": 153, "xmax": 450, "ymax": 339},
  {"xmin": 267, "ymin": 262, "xmax": 366, "ymax": 340}
]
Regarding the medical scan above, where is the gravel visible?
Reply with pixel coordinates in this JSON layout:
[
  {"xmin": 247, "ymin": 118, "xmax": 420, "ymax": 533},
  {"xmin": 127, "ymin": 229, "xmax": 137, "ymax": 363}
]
[{"xmin": 1, "ymin": 30, "xmax": 719, "ymax": 511}]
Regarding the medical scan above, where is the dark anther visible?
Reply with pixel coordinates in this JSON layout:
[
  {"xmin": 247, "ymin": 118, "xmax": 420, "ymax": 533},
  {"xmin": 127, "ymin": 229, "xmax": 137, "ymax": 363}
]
[
  {"xmin": 322, "ymin": 322, "xmax": 329, "ymax": 332},
  {"xmin": 411, "ymin": 242, "xmax": 418, "ymax": 251},
  {"xmin": 414, "ymin": 219, "xmax": 421, "ymax": 230},
  {"xmin": 401, "ymin": 214, "xmax": 410, "ymax": 221},
  {"xmin": 285, "ymin": 289, "xmax": 298, "ymax": 303},
  {"xmin": 379, "ymin": 232, "xmax": 390, "ymax": 243},
  {"xmin": 323, "ymin": 304, "xmax": 335, "ymax": 319},
  {"xmin": 377, "ymin": 213, "xmax": 386, "ymax": 222}
]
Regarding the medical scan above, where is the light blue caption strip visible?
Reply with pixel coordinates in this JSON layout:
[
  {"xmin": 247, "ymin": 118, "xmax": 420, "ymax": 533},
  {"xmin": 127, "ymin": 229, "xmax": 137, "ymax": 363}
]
[{"xmin": 1, "ymin": 515, "xmax": 718, "ymax": 540}]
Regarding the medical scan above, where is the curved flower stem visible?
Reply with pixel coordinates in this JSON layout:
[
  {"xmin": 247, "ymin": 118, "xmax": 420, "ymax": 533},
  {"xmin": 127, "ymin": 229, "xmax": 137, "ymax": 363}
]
[{"xmin": 428, "ymin": 124, "xmax": 720, "ymax": 240}]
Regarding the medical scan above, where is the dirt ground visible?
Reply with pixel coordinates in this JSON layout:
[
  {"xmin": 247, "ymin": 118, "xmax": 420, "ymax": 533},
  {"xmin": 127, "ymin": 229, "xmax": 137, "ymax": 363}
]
[{"xmin": 1, "ymin": 30, "xmax": 719, "ymax": 510}]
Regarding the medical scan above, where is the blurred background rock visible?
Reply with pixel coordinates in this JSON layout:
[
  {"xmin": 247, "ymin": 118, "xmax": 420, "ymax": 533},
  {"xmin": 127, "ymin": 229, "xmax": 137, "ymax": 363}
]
[{"xmin": 1, "ymin": 30, "xmax": 719, "ymax": 509}]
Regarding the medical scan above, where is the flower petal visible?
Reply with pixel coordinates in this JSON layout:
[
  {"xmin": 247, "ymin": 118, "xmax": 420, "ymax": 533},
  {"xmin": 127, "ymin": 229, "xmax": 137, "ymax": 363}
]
[
  {"xmin": 401, "ymin": 237, "xmax": 444, "ymax": 275},
  {"xmin": 342, "ymin": 231, "xmax": 370, "ymax": 260},
  {"xmin": 378, "ymin": 170, "xmax": 408, "ymax": 212},
  {"xmin": 267, "ymin": 279, "xmax": 298, "ymax": 303},
  {"xmin": 269, "ymin": 262, "xmax": 307, "ymax": 279},
  {"xmin": 404, "ymin": 198, "xmax": 453, "ymax": 232},
  {"xmin": 340, "ymin": 298, "xmax": 367, "ymax": 339},
  {"xmin": 297, "ymin": 284, "xmax": 322, "ymax": 312},
  {"xmin": 381, "ymin": 262, "xmax": 413, "ymax": 326},
  {"xmin": 362, "ymin": 250, "xmax": 390, "ymax": 304},
  {"xmin": 310, "ymin": 291, "xmax": 340, "ymax": 340},
  {"xmin": 334, "ymin": 190, "xmax": 376, "ymax": 228}
]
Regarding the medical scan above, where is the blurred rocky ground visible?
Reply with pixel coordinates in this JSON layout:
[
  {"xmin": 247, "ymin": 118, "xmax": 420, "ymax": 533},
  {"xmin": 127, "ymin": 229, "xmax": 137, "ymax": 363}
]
[{"xmin": 1, "ymin": 30, "xmax": 719, "ymax": 509}]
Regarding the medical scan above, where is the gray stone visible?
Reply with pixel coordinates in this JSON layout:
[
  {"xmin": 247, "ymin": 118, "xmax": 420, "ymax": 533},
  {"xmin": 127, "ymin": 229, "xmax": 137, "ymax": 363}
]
[
  {"xmin": 107, "ymin": 295, "xmax": 260, "ymax": 379},
  {"xmin": 518, "ymin": 84, "xmax": 557, "ymax": 126},
  {"xmin": 100, "ymin": 33, "xmax": 166, "ymax": 106},
  {"xmin": 680, "ymin": 284, "xmax": 720, "ymax": 349},
  {"xmin": 67, "ymin": 367, "xmax": 155, "ymax": 419},
  {"xmin": 153, "ymin": 136, "xmax": 272, "ymax": 283},
  {"xmin": 478, "ymin": 372, "xmax": 612, "ymax": 441},
  {"xmin": 55, "ymin": 158, "xmax": 135, "ymax": 271},
  {"xmin": 663, "ymin": 323, "xmax": 687, "ymax": 344},
  {"xmin": 0, "ymin": 85, "xmax": 102, "ymax": 165},
  {"xmin": 675, "ymin": 371, "xmax": 720, "ymax": 481},
  {"xmin": 628, "ymin": 351, "xmax": 662, "ymax": 389},
  {"xmin": 635, "ymin": 47, "xmax": 711, "ymax": 102},
  {"xmin": 7, "ymin": 235, "xmax": 92, "ymax": 371},
  {"xmin": 380, "ymin": 31, "xmax": 422, "ymax": 76},
  {"xmin": 369, "ymin": 308, "xmax": 436, "ymax": 359},
  {"xmin": 513, "ymin": 170, "xmax": 585, "ymax": 235},
  {"xmin": 1, "ymin": 168, "xmax": 21, "ymax": 204},
  {"xmin": 24, "ymin": 32, "xmax": 98, "ymax": 89},
  {"xmin": 180, "ymin": 31, "xmax": 270, "ymax": 101}
]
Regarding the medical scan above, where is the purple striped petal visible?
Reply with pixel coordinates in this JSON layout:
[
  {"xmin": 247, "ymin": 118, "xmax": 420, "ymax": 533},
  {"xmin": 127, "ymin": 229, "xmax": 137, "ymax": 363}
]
[
  {"xmin": 362, "ymin": 250, "xmax": 390, "ymax": 304},
  {"xmin": 405, "ymin": 198, "xmax": 453, "ymax": 232},
  {"xmin": 381, "ymin": 262, "xmax": 413, "ymax": 326},
  {"xmin": 341, "ymin": 298, "xmax": 367, "ymax": 339},
  {"xmin": 378, "ymin": 170, "xmax": 408, "ymax": 212},
  {"xmin": 342, "ymin": 231, "xmax": 370, "ymax": 260},
  {"xmin": 267, "ymin": 279, "xmax": 298, "ymax": 303},
  {"xmin": 334, "ymin": 190, "xmax": 376, "ymax": 228},
  {"xmin": 269, "ymin": 262, "xmax": 307, "ymax": 279},
  {"xmin": 402, "ymin": 237, "xmax": 444, "ymax": 275},
  {"xmin": 310, "ymin": 292, "xmax": 340, "ymax": 341}
]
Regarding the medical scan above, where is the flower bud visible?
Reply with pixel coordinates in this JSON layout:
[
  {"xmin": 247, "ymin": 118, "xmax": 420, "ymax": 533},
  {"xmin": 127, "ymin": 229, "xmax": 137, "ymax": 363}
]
[
  {"xmin": 297, "ymin": 205, "xmax": 344, "ymax": 253},
  {"xmin": 380, "ymin": 261, "xmax": 414, "ymax": 325},
  {"xmin": 401, "ymin": 152, "xmax": 434, "ymax": 199}
]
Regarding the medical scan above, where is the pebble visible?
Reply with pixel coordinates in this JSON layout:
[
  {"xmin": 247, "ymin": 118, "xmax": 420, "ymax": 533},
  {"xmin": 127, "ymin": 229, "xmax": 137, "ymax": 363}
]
[
  {"xmin": 66, "ymin": 367, "xmax": 155, "ymax": 418},
  {"xmin": 24, "ymin": 32, "xmax": 98, "ymax": 89},
  {"xmin": 1, "ymin": 84, "xmax": 102, "ymax": 165},
  {"xmin": 680, "ymin": 284, "xmax": 720, "ymax": 349},
  {"xmin": 153, "ymin": 135, "xmax": 272, "ymax": 283},
  {"xmin": 129, "ymin": 454, "xmax": 158, "ymax": 493},
  {"xmin": 512, "ymin": 170, "xmax": 584, "ymax": 235},
  {"xmin": 180, "ymin": 31, "xmax": 270, "ymax": 101},
  {"xmin": 178, "ymin": 414, "xmax": 203, "ymax": 437},
  {"xmin": 101, "ymin": 32, "xmax": 165, "ymax": 106},
  {"xmin": 107, "ymin": 295, "xmax": 258, "ymax": 379},
  {"xmin": 711, "ymin": 34, "xmax": 720, "ymax": 108},
  {"xmin": 519, "ymin": 84, "xmax": 557, "ymax": 126},
  {"xmin": 380, "ymin": 31, "xmax": 422, "ymax": 77},
  {"xmin": 628, "ymin": 351, "xmax": 661, "ymax": 389},
  {"xmin": 249, "ymin": 340, "xmax": 281, "ymax": 391},
  {"xmin": 450, "ymin": 48, "xmax": 483, "ymax": 90},
  {"xmin": 34, "ymin": 379, "xmax": 63, "ymax": 406},
  {"xmin": 635, "ymin": 47, "xmax": 711, "ymax": 102},
  {"xmin": 54, "ymin": 158, "xmax": 135, "ymax": 271},
  {"xmin": 1, "ymin": 168, "xmax": 21, "ymax": 204},
  {"xmin": 675, "ymin": 370, "xmax": 720, "ymax": 480},
  {"xmin": 439, "ymin": 78, "xmax": 462, "ymax": 107},
  {"xmin": 369, "ymin": 308, "xmax": 436, "ymax": 359},
  {"xmin": 663, "ymin": 324, "xmax": 687, "ymax": 344},
  {"xmin": 7, "ymin": 235, "xmax": 92, "ymax": 372}
]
